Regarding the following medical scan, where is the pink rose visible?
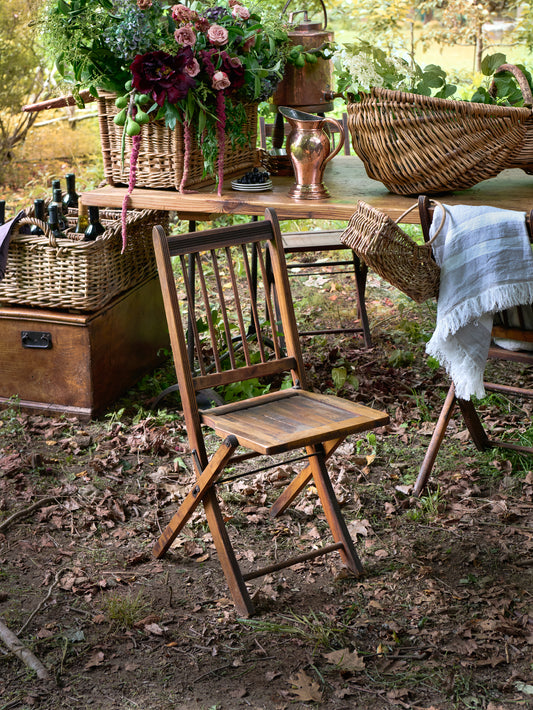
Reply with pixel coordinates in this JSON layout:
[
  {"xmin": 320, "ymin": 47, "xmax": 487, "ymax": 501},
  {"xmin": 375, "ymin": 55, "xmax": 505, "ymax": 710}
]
[
  {"xmin": 207, "ymin": 24, "xmax": 228, "ymax": 46},
  {"xmin": 228, "ymin": 56, "xmax": 242, "ymax": 68},
  {"xmin": 232, "ymin": 4, "xmax": 250, "ymax": 20},
  {"xmin": 184, "ymin": 57, "xmax": 200, "ymax": 77},
  {"xmin": 137, "ymin": 0, "xmax": 152, "ymax": 8},
  {"xmin": 171, "ymin": 4, "xmax": 193, "ymax": 23},
  {"xmin": 174, "ymin": 24, "xmax": 196, "ymax": 47},
  {"xmin": 212, "ymin": 71, "xmax": 230, "ymax": 91}
]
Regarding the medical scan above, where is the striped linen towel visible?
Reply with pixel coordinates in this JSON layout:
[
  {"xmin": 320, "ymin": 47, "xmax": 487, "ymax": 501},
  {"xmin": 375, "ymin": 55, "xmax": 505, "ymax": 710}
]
[{"xmin": 426, "ymin": 204, "xmax": 533, "ymax": 400}]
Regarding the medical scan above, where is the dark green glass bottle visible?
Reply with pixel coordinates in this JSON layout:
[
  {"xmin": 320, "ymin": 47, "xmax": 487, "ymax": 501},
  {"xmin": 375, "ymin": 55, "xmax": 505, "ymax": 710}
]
[
  {"xmin": 47, "ymin": 204, "xmax": 65, "ymax": 240},
  {"xmin": 83, "ymin": 206, "xmax": 105, "ymax": 241},
  {"xmin": 50, "ymin": 188, "xmax": 68, "ymax": 232},
  {"xmin": 63, "ymin": 173, "xmax": 79, "ymax": 211},
  {"xmin": 30, "ymin": 199, "xmax": 45, "ymax": 235}
]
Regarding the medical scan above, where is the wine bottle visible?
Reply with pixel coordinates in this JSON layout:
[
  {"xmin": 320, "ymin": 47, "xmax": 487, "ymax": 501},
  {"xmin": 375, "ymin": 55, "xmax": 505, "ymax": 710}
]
[
  {"xmin": 51, "ymin": 178, "xmax": 61, "ymax": 193},
  {"xmin": 47, "ymin": 204, "xmax": 65, "ymax": 240},
  {"xmin": 30, "ymin": 199, "xmax": 45, "ymax": 235},
  {"xmin": 75, "ymin": 203, "xmax": 89, "ymax": 234},
  {"xmin": 83, "ymin": 206, "xmax": 105, "ymax": 241},
  {"xmin": 50, "ymin": 188, "xmax": 68, "ymax": 232},
  {"xmin": 0, "ymin": 200, "xmax": 5, "ymax": 226},
  {"xmin": 63, "ymin": 173, "xmax": 79, "ymax": 211}
]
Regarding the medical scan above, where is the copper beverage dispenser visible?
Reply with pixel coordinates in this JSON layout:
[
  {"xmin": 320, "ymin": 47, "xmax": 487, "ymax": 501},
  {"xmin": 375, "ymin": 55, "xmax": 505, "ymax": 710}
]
[{"xmin": 271, "ymin": 0, "xmax": 334, "ymax": 148}]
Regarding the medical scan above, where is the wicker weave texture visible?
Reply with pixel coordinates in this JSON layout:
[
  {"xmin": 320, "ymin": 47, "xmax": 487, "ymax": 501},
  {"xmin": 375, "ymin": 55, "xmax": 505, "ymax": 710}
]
[
  {"xmin": 347, "ymin": 88, "xmax": 533, "ymax": 195},
  {"xmin": 0, "ymin": 208, "xmax": 168, "ymax": 312},
  {"xmin": 340, "ymin": 201, "xmax": 440, "ymax": 302},
  {"xmin": 98, "ymin": 92, "xmax": 258, "ymax": 190}
]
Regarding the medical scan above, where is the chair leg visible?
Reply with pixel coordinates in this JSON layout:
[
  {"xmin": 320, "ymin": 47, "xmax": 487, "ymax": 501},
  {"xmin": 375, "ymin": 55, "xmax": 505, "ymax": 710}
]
[
  {"xmin": 353, "ymin": 255, "xmax": 371, "ymax": 347},
  {"xmin": 413, "ymin": 385, "xmax": 457, "ymax": 497},
  {"xmin": 414, "ymin": 383, "xmax": 495, "ymax": 497},
  {"xmin": 153, "ymin": 436, "xmax": 238, "ymax": 558},
  {"xmin": 456, "ymin": 399, "xmax": 492, "ymax": 451},
  {"xmin": 153, "ymin": 435, "xmax": 255, "ymax": 615},
  {"xmin": 202, "ymin": 488, "xmax": 255, "ymax": 616},
  {"xmin": 270, "ymin": 438, "xmax": 343, "ymax": 518},
  {"xmin": 309, "ymin": 443, "xmax": 364, "ymax": 575}
]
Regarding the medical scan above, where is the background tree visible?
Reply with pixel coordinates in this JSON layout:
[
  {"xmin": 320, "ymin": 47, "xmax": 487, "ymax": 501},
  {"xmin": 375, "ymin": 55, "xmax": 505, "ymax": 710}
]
[{"xmin": 0, "ymin": 0, "xmax": 51, "ymax": 179}]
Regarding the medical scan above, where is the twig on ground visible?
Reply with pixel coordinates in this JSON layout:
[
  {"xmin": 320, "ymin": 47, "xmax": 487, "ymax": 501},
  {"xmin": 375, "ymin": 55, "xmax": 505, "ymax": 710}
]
[
  {"xmin": 17, "ymin": 567, "xmax": 71, "ymax": 636},
  {"xmin": 0, "ymin": 496, "xmax": 63, "ymax": 534},
  {"xmin": 0, "ymin": 620, "xmax": 51, "ymax": 681}
]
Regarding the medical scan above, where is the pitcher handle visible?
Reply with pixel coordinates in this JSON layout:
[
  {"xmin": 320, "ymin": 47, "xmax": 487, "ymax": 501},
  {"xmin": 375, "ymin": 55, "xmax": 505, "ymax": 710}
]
[{"xmin": 323, "ymin": 117, "xmax": 345, "ymax": 165}]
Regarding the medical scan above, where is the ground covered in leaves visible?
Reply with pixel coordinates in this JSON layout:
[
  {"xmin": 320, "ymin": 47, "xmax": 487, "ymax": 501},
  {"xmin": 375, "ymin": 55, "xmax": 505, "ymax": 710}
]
[{"xmin": 1, "ymin": 268, "xmax": 533, "ymax": 710}]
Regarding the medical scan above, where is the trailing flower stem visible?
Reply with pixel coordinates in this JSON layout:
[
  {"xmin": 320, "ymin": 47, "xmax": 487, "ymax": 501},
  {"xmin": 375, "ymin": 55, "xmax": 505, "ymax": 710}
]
[
  {"xmin": 216, "ymin": 91, "xmax": 226, "ymax": 197},
  {"xmin": 179, "ymin": 119, "xmax": 192, "ymax": 193},
  {"xmin": 121, "ymin": 132, "xmax": 141, "ymax": 254}
]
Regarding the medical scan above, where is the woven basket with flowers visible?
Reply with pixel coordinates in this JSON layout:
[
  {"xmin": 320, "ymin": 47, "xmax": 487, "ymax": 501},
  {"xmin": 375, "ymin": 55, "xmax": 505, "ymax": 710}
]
[{"xmin": 40, "ymin": 0, "xmax": 290, "ymax": 246}]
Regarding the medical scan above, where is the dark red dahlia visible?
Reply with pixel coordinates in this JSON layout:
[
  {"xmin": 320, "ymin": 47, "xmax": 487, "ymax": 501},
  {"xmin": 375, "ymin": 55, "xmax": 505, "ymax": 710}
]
[{"xmin": 130, "ymin": 49, "xmax": 197, "ymax": 106}]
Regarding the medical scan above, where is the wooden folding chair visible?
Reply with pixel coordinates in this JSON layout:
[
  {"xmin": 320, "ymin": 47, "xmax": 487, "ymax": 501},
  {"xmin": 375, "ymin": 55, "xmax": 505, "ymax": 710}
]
[
  {"xmin": 151, "ymin": 209, "xmax": 389, "ymax": 615},
  {"xmin": 414, "ymin": 197, "xmax": 533, "ymax": 497},
  {"xmin": 258, "ymin": 114, "xmax": 372, "ymax": 346}
]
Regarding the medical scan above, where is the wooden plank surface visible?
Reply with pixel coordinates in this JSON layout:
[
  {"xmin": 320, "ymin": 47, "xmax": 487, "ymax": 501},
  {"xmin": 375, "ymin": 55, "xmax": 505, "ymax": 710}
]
[{"xmin": 81, "ymin": 156, "xmax": 533, "ymax": 223}]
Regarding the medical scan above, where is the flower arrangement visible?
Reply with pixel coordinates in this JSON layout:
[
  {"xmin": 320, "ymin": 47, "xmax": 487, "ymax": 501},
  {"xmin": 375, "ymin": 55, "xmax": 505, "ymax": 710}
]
[
  {"xmin": 44, "ymin": 1, "xmax": 286, "ymax": 171},
  {"xmin": 42, "ymin": 0, "xmax": 289, "ymax": 247}
]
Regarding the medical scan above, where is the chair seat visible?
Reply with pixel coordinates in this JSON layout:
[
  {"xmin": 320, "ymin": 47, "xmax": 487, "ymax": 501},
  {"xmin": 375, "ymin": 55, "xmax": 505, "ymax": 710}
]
[
  {"xmin": 200, "ymin": 389, "xmax": 388, "ymax": 455},
  {"xmin": 282, "ymin": 230, "xmax": 344, "ymax": 252}
]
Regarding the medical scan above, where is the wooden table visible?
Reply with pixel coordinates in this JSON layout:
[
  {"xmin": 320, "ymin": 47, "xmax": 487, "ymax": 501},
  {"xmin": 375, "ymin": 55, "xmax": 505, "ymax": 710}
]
[{"xmin": 81, "ymin": 156, "xmax": 533, "ymax": 222}]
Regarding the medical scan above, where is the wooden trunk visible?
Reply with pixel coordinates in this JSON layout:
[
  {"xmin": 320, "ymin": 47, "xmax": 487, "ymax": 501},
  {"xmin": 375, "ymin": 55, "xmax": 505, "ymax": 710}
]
[{"xmin": 0, "ymin": 277, "xmax": 169, "ymax": 420}]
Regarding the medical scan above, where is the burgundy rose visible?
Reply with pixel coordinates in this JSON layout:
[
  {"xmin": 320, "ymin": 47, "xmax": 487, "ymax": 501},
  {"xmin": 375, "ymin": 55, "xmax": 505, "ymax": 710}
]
[
  {"xmin": 219, "ymin": 51, "xmax": 245, "ymax": 91},
  {"xmin": 130, "ymin": 49, "xmax": 197, "ymax": 106},
  {"xmin": 195, "ymin": 16, "xmax": 210, "ymax": 33}
]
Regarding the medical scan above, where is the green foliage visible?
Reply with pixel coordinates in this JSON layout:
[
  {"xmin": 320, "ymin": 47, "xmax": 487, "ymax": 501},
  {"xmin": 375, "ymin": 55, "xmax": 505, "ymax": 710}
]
[{"xmin": 335, "ymin": 41, "xmax": 532, "ymax": 107}]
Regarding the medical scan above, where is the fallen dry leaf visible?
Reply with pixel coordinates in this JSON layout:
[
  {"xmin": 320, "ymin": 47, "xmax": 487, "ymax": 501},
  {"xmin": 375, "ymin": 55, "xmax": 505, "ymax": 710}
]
[
  {"xmin": 84, "ymin": 651, "xmax": 105, "ymax": 669},
  {"xmin": 288, "ymin": 670, "xmax": 322, "ymax": 702},
  {"xmin": 323, "ymin": 648, "xmax": 365, "ymax": 672}
]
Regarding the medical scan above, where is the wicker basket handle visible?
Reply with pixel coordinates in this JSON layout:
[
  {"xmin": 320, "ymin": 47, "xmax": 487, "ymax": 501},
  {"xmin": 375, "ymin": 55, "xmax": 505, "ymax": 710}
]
[
  {"xmin": 15, "ymin": 217, "xmax": 58, "ymax": 247},
  {"xmin": 396, "ymin": 200, "xmax": 446, "ymax": 245},
  {"xmin": 489, "ymin": 63, "xmax": 533, "ymax": 108}
]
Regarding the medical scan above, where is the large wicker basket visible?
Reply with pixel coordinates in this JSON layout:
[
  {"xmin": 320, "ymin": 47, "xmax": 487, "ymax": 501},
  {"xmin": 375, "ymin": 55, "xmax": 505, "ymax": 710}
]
[
  {"xmin": 0, "ymin": 207, "xmax": 168, "ymax": 312},
  {"xmin": 346, "ymin": 65, "xmax": 533, "ymax": 196},
  {"xmin": 340, "ymin": 200, "xmax": 444, "ymax": 302},
  {"xmin": 98, "ymin": 92, "xmax": 258, "ymax": 190}
]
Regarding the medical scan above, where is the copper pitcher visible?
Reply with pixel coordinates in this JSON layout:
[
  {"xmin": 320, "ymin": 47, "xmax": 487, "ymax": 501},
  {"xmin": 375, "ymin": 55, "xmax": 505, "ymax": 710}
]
[{"xmin": 279, "ymin": 106, "xmax": 344, "ymax": 199}]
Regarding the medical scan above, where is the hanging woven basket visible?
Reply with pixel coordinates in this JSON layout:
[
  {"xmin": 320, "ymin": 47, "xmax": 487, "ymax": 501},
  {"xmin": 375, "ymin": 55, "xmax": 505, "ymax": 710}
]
[{"xmin": 340, "ymin": 200, "xmax": 445, "ymax": 302}]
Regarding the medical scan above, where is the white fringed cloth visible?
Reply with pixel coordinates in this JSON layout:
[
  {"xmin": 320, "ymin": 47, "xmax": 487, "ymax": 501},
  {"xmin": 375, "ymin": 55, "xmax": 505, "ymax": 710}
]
[{"xmin": 426, "ymin": 204, "xmax": 533, "ymax": 400}]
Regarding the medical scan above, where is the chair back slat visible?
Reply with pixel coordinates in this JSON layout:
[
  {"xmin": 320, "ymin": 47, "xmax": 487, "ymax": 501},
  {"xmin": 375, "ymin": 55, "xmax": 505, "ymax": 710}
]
[
  {"xmin": 153, "ymin": 212, "xmax": 307, "ymax": 415},
  {"xmin": 225, "ymin": 246, "xmax": 252, "ymax": 367},
  {"xmin": 256, "ymin": 244, "xmax": 282, "ymax": 360},
  {"xmin": 239, "ymin": 242, "xmax": 267, "ymax": 363}
]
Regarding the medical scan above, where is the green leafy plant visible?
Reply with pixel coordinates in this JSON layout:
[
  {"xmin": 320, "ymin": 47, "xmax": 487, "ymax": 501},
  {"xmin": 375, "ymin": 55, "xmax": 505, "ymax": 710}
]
[{"xmin": 334, "ymin": 43, "xmax": 532, "ymax": 107}]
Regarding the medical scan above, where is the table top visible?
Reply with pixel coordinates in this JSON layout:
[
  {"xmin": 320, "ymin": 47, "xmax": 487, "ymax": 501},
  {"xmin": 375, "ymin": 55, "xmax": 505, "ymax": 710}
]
[{"xmin": 81, "ymin": 156, "xmax": 533, "ymax": 223}]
